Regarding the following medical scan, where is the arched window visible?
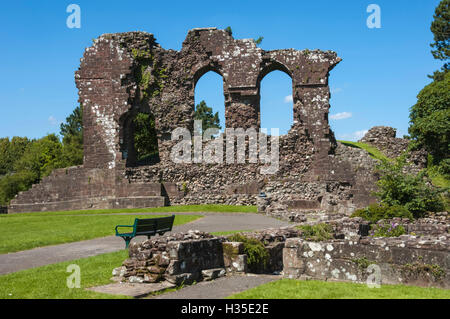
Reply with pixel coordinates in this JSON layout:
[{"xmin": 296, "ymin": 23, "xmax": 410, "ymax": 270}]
[
  {"xmin": 259, "ymin": 70, "xmax": 293, "ymax": 135},
  {"xmin": 194, "ymin": 71, "xmax": 225, "ymax": 133},
  {"xmin": 120, "ymin": 110, "xmax": 159, "ymax": 167}
]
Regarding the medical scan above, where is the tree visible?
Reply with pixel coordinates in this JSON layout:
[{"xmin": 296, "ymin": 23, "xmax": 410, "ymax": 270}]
[
  {"xmin": 193, "ymin": 100, "xmax": 221, "ymax": 132},
  {"xmin": 133, "ymin": 112, "xmax": 159, "ymax": 162},
  {"xmin": 0, "ymin": 106, "xmax": 85, "ymax": 205},
  {"xmin": 0, "ymin": 134, "xmax": 65, "ymax": 205},
  {"xmin": 429, "ymin": 0, "xmax": 449, "ymax": 81},
  {"xmin": 60, "ymin": 105, "xmax": 83, "ymax": 144},
  {"xmin": 409, "ymin": 72, "xmax": 450, "ymax": 163},
  {"xmin": 60, "ymin": 105, "xmax": 83, "ymax": 166},
  {"xmin": 0, "ymin": 137, "xmax": 31, "ymax": 176},
  {"xmin": 14, "ymin": 134, "xmax": 65, "ymax": 182}
]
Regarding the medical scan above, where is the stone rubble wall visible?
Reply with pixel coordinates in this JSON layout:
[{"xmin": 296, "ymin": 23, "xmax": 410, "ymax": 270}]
[
  {"xmin": 114, "ymin": 231, "xmax": 227, "ymax": 285},
  {"xmin": 113, "ymin": 222, "xmax": 449, "ymax": 289},
  {"xmin": 283, "ymin": 235, "xmax": 450, "ymax": 289},
  {"xmin": 8, "ymin": 29, "xmax": 412, "ymax": 215},
  {"xmin": 113, "ymin": 228, "xmax": 302, "ymax": 284},
  {"xmin": 359, "ymin": 126, "xmax": 428, "ymax": 170},
  {"xmin": 8, "ymin": 165, "xmax": 166, "ymax": 213}
]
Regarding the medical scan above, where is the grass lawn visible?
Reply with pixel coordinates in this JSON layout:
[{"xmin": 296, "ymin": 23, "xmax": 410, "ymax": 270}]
[
  {"xmin": 4, "ymin": 204, "xmax": 257, "ymax": 217},
  {"xmin": 0, "ymin": 213, "xmax": 201, "ymax": 254},
  {"xmin": 228, "ymin": 279, "xmax": 450, "ymax": 299},
  {"xmin": 0, "ymin": 250, "xmax": 130, "ymax": 299}
]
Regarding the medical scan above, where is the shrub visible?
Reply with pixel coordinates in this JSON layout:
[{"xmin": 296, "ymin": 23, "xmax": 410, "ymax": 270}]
[
  {"xmin": 437, "ymin": 158, "xmax": 450, "ymax": 177},
  {"xmin": 374, "ymin": 157, "xmax": 445, "ymax": 218},
  {"xmin": 371, "ymin": 222, "xmax": 407, "ymax": 237},
  {"xmin": 227, "ymin": 234, "xmax": 269, "ymax": 273},
  {"xmin": 351, "ymin": 203, "xmax": 413, "ymax": 223},
  {"xmin": 408, "ymin": 71, "xmax": 449, "ymax": 163},
  {"xmin": 297, "ymin": 223, "xmax": 334, "ymax": 242}
]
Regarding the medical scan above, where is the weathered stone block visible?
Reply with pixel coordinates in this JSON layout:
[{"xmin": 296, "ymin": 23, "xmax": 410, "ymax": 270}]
[{"xmin": 201, "ymin": 268, "xmax": 226, "ymax": 281}]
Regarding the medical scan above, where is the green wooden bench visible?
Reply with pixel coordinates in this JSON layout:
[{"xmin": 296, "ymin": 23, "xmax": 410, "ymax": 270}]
[{"xmin": 115, "ymin": 215, "xmax": 175, "ymax": 248}]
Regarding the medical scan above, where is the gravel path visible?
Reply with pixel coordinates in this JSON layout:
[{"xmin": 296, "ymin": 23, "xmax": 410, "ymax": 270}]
[{"xmin": 0, "ymin": 213, "xmax": 290, "ymax": 275}]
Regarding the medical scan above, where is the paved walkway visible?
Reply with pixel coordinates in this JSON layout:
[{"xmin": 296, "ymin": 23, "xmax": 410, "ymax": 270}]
[
  {"xmin": 0, "ymin": 213, "xmax": 290, "ymax": 275},
  {"xmin": 151, "ymin": 274, "xmax": 281, "ymax": 299}
]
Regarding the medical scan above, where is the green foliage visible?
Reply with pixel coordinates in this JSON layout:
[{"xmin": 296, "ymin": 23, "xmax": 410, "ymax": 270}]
[
  {"xmin": 427, "ymin": 155, "xmax": 450, "ymax": 188},
  {"xmin": 0, "ymin": 137, "xmax": 31, "ymax": 176},
  {"xmin": 351, "ymin": 203, "xmax": 413, "ymax": 223},
  {"xmin": 181, "ymin": 182, "xmax": 188, "ymax": 194},
  {"xmin": 194, "ymin": 100, "xmax": 221, "ymax": 132},
  {"xmin": 371, "ymin": 222, "xmax": 407, "ymax": 238},
  {"xmin": 0, "ymin": 106, "xmax": 85, "ymax": 205},
  {"xmin": 410, "ymin": 53, "xmax": 450, "ymax": 164},
  {"xmin": 401, "ymin": 262, "xmax": 446, "ymax": 281},
  {"xmin": 430, "ymin": 0, "xmax": 449, "ymax": 76},
  {"xmin": 132, "ymin": 48, "xmax": 167, "ymax": 101},
  {"xmin": 225, "ymin": 26, "xmax": 233, "ymax": 36},
  {"xmin": 297, "ymin": 223, "xmax": 334, "ymax": 242},
  {"xmin": 133, "ymin": 112, "xmax": 159, "ymax": 162},
  {"xmin": 14, "ymin": 134, "xmax": 64, "ymax": 181},
  {"xmin": 0, "ymin": 133, "xmax": 66, "ymax": 205},
  {"xmin": 0, "ymin": 171, "xmax": 36, "ymax": 206},
  {"xmin": 227, "ymin": 234, "xmax": 269, "ymax": 272},
  {"xmin": 253, "ymin": 36, "xmax": 264, "ymax": 46},
  {"xmin": 60, "ymin": 105, "xmax": 83, "ymax": 145},
  {"xmin": 338, "ymin": 140, "xmax": 390, "ymax": 162},
  {"xmin": 60, "ymin": 105, "xmax": 83, "ymax": 166},
  {"xmin": 352, "ymin": 257, "xmax": 375, "ymax": 270},
  {"xmin": 374, "ymin": 157, "xmax": 445, "ymax": 218},
  {"xmin": 437, "ymin": 158, "xmax": 450, "ymax": 177},
  {"xmin": 352, "ymin": 155, "xmax": 445, "ymax": 223}
]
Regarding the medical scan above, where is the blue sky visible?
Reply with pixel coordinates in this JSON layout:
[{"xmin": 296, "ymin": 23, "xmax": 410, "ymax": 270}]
[{"xmin": 0, "ymin": 0, "xmax": 443, "ymax": 141}]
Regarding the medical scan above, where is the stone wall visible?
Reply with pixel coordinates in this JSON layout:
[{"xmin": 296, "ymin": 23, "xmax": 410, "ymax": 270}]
[
  {"xmin": 9, "ymin": 28, "xmax": 382, "ymax": 214},
  {"xmin": 283, "ymin": 235, "xmax": 450, "ymax": 289},
  {"xmin": 114, "ymin": 231, "xmax": 226, "ymax": 285},
  {"xmin": 359, "ymin": 126, "xmax": 427, "ymax": 169},
  {"xmin": 112, "ymin": 221, "xmax": 449, "ymax": 289},
  {"xmin": 8, "ymin": 166, "xmax": 165, "ymax": 213}
]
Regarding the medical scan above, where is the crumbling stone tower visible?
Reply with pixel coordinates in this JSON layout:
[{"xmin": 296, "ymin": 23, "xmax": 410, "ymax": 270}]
[{"xmin": 9, "ymin": 28, "xmax": 377, "ymax": 214}]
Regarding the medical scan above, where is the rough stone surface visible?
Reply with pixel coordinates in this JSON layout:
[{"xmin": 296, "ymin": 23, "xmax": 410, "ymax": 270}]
[
  {"xmin": 359, "ymin": 126, "xmax": 428, "ymax": 170},
  {"xmin": 115, "ymin": 230, "xmax": 224, "ymax": 284},
  {"xmin": 8, "ymin": 28, "xmax": 385, "ymax": 216},
  {"xmin": 113, "ymin": 219, "xmax": 449, "ymax": 291},
  {"xmin": 283, "ymin": 235, "xmax": 450, "ymax": 288}
]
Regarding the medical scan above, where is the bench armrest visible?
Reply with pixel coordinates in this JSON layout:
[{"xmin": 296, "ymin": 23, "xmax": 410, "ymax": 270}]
[{"xmin": 115, "ymin": 225, "xmax": 134, "ymax": 235}]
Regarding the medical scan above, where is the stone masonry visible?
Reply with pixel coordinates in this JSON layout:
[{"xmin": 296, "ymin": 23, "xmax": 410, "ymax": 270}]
[{"xmin": 9, "ymin": 28, "xmax": 380, "ymax": 214}]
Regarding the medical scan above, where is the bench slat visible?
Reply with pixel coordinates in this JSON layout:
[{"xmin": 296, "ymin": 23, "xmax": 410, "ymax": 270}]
[{"xmin": 115, "ymin": 215, "xmax": 175, "ymax": 248}]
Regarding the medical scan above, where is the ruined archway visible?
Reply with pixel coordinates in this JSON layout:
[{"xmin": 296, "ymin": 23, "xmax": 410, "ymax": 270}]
[
  {"xmin": 10, "ymin": 28, "xmax": 374, "ymax": 216},
  {"xmin": 194, "ymin": 70, "xmax": 226, "ymax": 132},
  {"xmin": 258, "ymin": 68, "xmax": 294, "ymax": 135},
  {"xmin": 119, "ymin": 109, "xmax": 160, "ymax": 167}
]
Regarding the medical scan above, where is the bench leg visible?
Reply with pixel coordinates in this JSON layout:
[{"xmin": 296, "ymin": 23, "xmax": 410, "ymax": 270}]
[{"xmin": 122, "ymin": 236, "xmax": 132, "ymax": 249}]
